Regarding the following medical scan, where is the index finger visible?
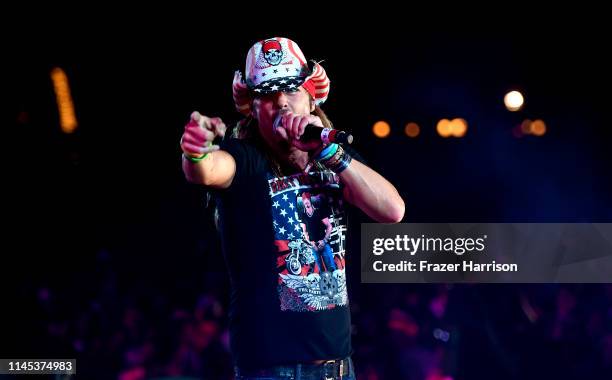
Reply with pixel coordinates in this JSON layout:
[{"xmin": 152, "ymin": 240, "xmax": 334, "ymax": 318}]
[{"xmin": 190, "ymin": 111, "xmax": 215, "ymax": 131}]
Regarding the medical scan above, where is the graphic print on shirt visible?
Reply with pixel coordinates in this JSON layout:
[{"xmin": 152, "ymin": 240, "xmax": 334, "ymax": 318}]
[{"xmin": 268, "ymin": 170, "xmax": 348, "ymax": 312}]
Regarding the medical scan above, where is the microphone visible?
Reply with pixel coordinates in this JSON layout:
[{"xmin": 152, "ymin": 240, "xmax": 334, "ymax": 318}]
[{"xmin": 273, "ymin": 113, "xmax": 353, "ymax": 145}]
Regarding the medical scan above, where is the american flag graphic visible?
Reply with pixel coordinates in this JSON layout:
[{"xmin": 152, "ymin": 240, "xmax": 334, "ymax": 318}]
[
  {"xmin": 268, "ymin": 171, "xmax": 347, "ymax": 257},
  {"xmin": 268, "ymin": 171, "xmax": 349, "ymax": 312}
]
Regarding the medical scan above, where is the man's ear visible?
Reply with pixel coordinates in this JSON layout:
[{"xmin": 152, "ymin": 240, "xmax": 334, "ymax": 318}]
[{"xmin": 310, "ymin": 99, "xmax": 315, "ymax": 113}]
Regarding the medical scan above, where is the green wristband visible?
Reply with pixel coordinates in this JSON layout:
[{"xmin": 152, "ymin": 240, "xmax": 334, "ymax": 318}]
[
  {"xmin": 184, "ymin": 141, "xmax": 213, "ymax": 162},
  {"xmin": 184, "ymin": 152, "xmax": 209, "ymax": 162}
]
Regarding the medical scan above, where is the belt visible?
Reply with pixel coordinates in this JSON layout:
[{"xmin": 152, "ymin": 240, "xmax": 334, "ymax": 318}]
[{"xmin": 236, "ymin": 357, "xmax": 351, "ymax": 379}]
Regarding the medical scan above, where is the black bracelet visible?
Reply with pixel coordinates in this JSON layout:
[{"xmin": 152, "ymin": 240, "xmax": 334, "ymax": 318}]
[{"xmin": 319, "ymin": 145, "xmax": 352, "ymax": 173}]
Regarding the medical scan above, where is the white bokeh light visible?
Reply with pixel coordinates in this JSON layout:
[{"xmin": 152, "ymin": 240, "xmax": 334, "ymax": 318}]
[{"xmin": 504, "ymin": 90, "xmax": 524, "ymax": 111}]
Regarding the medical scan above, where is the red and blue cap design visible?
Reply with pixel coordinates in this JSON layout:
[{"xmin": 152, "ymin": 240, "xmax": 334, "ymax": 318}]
[{"xmin": 232, "ymin": 37, "xmax": 331, "ymax": 115}]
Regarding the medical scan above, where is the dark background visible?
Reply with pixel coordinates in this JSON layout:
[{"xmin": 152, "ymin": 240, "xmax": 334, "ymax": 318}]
[{"xmin": 4, "ymin": 12, "xmax": 612, "ymax": 380}]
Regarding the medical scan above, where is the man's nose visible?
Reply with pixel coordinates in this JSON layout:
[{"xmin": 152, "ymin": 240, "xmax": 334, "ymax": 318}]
[{"xmin": 274, "ymin": 92, "xmax": 289, "ymax": 109}]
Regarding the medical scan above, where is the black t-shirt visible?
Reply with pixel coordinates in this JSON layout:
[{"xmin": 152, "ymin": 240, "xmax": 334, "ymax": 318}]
[{"xmin": 215, "ymin": 138, "xmax": 353, "ymax": 369}]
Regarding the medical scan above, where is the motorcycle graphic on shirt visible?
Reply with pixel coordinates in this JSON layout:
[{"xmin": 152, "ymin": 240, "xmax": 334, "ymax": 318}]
[{"xmin": 268, "ymin": 170, "xmax": 348, "ymax": 312}]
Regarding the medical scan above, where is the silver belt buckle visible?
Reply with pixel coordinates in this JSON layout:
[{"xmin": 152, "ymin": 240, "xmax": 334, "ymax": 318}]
[
  {"xmin": 323, "ymin": 359, "xmax": 343, "ymax": 380},
  {"xmin": 324, "ymin": 360, "xmax": 335, "ymax": 380}
]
